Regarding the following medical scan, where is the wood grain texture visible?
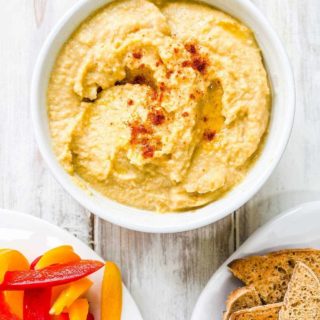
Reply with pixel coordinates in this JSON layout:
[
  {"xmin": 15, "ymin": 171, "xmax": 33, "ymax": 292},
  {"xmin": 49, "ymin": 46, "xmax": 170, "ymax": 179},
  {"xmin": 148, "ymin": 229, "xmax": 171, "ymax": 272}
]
[
  {"xmin": 0, "ymin": 0, "xmax": 318, "ymax": 319},
  {"xmin": 0, "ymin": 0, "xmax": 92, "ymax": 244},
  {"xmin": 94, "ymin": 215, "xmax": 235, "ymax": 320},
  {"xmin": 235, "ymin": 0, "xmax": 320, "ymax": 246},
  {"xmin": 34, "ymin": 0, "xmax": 47, "ymax": 27}
]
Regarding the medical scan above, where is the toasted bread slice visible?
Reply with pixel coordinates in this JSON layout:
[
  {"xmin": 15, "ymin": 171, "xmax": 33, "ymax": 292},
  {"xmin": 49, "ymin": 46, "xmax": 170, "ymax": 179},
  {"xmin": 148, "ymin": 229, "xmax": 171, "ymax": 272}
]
[
  {"xmin": 223, "ymin": 286, "xmax": 262, "ymax": 320},
  {"xmin": 228, "ymin": 248, "xmax": 320, "ymax": 303},
  {"xmin": 279, "ymin": 262, "xmax": 320, "ymax": 319},
  {"xmin": 229, "ymin": 303, "xmax": 282, "ymax": 320}
]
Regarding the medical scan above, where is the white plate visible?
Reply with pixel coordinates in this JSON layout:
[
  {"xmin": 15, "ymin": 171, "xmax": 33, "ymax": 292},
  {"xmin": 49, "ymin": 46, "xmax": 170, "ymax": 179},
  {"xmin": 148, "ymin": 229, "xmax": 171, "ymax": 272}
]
[
  {"xmin": 0, "ymin": 208, "xmax": 143, "ymax": 320},
  {"xmin": 191, "ymin": 201, "xmax": 320, "ymax": 320}
]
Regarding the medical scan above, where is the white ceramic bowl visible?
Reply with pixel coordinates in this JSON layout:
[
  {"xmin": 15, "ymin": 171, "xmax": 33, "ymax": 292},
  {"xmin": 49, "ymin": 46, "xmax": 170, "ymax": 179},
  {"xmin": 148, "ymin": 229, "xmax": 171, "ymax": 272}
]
[{"xmin": 31, "ymin": 0, "xmax": 295, "ymax": 233}]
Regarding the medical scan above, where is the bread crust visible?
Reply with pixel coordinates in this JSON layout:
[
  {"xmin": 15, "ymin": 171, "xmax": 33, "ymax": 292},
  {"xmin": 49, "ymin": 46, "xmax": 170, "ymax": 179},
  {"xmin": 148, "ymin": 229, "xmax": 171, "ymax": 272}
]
[
  {"xmin": 228, "ymin": 248, "xmax": 320, "ymax": 304},
  {"xmin": 223, "ymin": 286, "xmax": 262, "ymax": 320},
  {"xmin": 229, "ymin": 303, "xmax": 282, "ymax": 320}
]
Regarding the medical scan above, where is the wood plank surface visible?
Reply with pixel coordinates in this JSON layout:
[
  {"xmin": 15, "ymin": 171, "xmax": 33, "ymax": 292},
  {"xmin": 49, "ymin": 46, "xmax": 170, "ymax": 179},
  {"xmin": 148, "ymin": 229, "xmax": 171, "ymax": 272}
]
[
  {"xmin": 236, "ymin": 0, "xmax": 320, "ymax": 245},
  {"xmin": 0, "ymin": 1, "xmax": 318, "ymax": 319}
]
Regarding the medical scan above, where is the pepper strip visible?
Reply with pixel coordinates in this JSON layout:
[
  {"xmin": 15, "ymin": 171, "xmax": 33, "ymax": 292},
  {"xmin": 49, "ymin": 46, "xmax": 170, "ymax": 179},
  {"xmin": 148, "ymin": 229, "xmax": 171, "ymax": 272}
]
[
  {"xmin": 0, "ymin": 291, "xmax": 20, "ymax": 320},
  {"xmin": 101, "ymin": 262, "xmax": 122, "ymax": 320},
  {"xmin": 23, "ymin": 288, "xmax": 51, "ymax": 320},
  {"xmin": 50, "ymin": 278, "xmax": 93, "ymax": 315},
  {"xmin": 0, "ymin": 260, "xmax": 104, "ymax": 290},
  {"xmin": 35, "ymin": 246, "xmax": 80, "ymax": 270},
  {"xmin": 52, "ymin": 313, "xmax": 94, "ymax": 320},
  {"xmin": 0, "ymin": 249, "xmax": 29, "ymax": 318},
  {"xmin": 68, "ymin": 298, "xmax": 89, "ymax": 320},
  {"xmin": 4, "ymin": 291, "xmax": 24, "ymax": 319},
  {"xmin": 52, "ymin": 314, "xmax": 69, "ymax": 320},
  {"xmin": 30, "ymin": 256, "xmax": 43, "ymax": 270},
  {"xmin": 0, "ymin": 249, "xmax": 29, "ymax": 283}
]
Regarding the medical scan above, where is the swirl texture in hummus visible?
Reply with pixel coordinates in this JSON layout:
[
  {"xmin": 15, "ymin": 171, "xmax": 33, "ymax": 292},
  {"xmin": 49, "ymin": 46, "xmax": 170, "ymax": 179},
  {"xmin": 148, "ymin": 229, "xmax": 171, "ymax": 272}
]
[{"xmin": 47, "ymin": 0, "xmax": 270, "ymax": 212}]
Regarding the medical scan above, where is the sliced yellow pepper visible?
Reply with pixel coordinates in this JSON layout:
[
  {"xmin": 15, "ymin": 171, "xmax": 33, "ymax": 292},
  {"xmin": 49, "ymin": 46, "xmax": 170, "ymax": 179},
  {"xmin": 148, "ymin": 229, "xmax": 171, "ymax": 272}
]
[
  {"xmin": 50, "ymin": 277, "xmax": 93, "ymax": 315},
  {"xmin": 68, "ymin": 298, "xmax": 89, "ymax": 320},
  {"xmin": 0, "ymin": 249, "xmax": 29, "ymax": 319},
  {"xmin": 35, "ymin": 245, "xmax": 80, "ymax": 270},
  {"xmin": 51, "ymin": 284, "xmax": 68, "ymax": 304},
  {"xmin": 101, "ymin": 261, "xmax": 122, "ymax": 320}
]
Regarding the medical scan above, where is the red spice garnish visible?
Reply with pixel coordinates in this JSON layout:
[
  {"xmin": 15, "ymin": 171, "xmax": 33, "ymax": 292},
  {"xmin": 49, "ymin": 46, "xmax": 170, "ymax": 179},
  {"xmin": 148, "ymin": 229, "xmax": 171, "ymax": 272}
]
[
  {"xmin": 129, "ymin": 118, "xmax": 163, "ymax": 158},
  {"xmin": 190, "ymin": 93, "xmax": 195, "ymax": 99},
  {"xmin": 130, "ymin": 122, "xmax": 152, "ymax": 144},
  {"xmin": 203, "ymin": 116, "xmax": 208, "ymax": 122},
  {"xmin": 155, "ymin": 60, "xmax": 163, "ymax": 67},
  {"xmin": 203, "ymin": 130, "xmax": 216, "ymax": 141},
  {"xmin": 148, "ymin": 109, "xmax": 165, "ymax": 125},
  {"xmin": 127, "ymin": 99, "xmax": 134, "ymax": 106},
  {"xmin": 192, "ymin": 57, "xmax": 207, "ymax": 74},
  {"xmin": 159, "ymin": 82, "xmax": 166, "ymax": 91},
  {"xmin": 182, "ymin": 61, "xmax": 191, "ymax": 67},
  {"xmin": 174, "ymin": 48, "xmax": 179, "ymax": 54},
  {"xmin": 133, "ymin": 75, "xmax": 146, "ymax": 85},
  {"xmin": 182, "ymin": 43, "xmax": 208, "ymax": 74},
  {"xmin": 142, "ymin": 144, "xmax": 155, "ymax": 158},
  {"xmin": 158, "ymin": 90, "xmax": 165, "ymax": 103},
  {"xmin": 133, "ymin": 124, "xmax": 151, "ymax": 135},
  {"xmin": 182, "ymin": 112, "xmax": 189, "ymax": 117},
  {"xmin": 166, "ymin": 70, "xmax": 173, "ymax": 78},
  {"xmin": 133, "ymin": 52, "xmax": 142, "ymax": 59},
  {"xmin": 140, "ymin": 138, "xmax": 149, "ymax": 145},
  {"xmin": 185, "ymin": 43, "xmax": 197, "ymax": 54},
  {"xmin": 150, "ymin": 89, "xmax": 158, "ymax": 101}
]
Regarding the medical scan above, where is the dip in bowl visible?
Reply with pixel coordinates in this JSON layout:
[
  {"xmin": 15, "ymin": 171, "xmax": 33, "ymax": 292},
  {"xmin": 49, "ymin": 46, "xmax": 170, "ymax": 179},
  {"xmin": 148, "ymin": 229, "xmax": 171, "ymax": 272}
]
[{"xmin": 32, "ymin": 0, "xmax": 294, "ymax": 232}]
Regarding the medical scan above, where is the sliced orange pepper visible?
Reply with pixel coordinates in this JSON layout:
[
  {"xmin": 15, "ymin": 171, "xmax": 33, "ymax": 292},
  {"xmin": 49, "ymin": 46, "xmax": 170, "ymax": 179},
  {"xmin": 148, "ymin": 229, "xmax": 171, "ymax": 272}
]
[
  {"xmin": 4, "ymin": 291, "xmax": 24, "ymax": 319},
  {"xmin": 50, "ymin": 278, "xmax": 93, "ymax": 315},
  {"xmin": 0, "ymin": 249, "xmax": 29, "ymax": 318},
  {"xmin": 0, "ymin": 291, "xmax": 20, "ymax": 320},
  {"xmin": 101, "ymin": 262, "xmax": 122, "ymax": 320},
  {"xmin": 35, "ymin": 246, "xmax": 80, "ymax": 270},
  {"xmin": 0, "ymin": 249, "xmax": 29, "ymax": 283},
  {"xmin": 68, "ymin": 298, "xmax": 89, "ymax": 320}
]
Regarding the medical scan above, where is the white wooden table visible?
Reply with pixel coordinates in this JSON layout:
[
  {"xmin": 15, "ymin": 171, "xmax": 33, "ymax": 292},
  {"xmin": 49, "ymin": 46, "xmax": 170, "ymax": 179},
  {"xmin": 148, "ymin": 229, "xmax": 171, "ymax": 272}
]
[{"xmin": 1, "ymin": 1, "xmax": 319, "ymax": 319}]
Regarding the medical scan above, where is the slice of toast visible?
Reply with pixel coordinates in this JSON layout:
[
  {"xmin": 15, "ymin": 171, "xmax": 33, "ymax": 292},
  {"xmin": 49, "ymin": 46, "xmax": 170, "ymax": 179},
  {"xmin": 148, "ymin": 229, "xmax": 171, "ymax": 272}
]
[
  {"xmin": 228, "ymin": 248, "xmax": 320, "ymax": 303},
  {"xmin": 223, "ymin": 286, "xmax": 262, "ymax": 320},
  {"xmin": 279, "ymin": 262, "xmax": 320, "ymax": 319},
  {"xmin": 229, "ymin": 303, "xmax": 282, "ymax": 320}
]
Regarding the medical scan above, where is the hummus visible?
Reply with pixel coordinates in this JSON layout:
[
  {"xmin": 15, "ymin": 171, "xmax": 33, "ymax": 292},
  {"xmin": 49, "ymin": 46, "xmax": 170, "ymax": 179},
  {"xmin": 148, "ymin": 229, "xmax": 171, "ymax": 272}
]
[{"xmin": 47, "ymin": 0, "xmax": 270, "ymax": 212}]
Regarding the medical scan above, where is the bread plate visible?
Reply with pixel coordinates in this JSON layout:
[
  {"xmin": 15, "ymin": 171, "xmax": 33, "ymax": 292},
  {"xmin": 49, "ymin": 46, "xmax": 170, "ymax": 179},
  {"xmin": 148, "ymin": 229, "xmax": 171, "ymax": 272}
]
[
  {"xmin": 191, "ymin": 201, "xmax": 320, "ymax": 319},
  {"xmin": 0, "ymin": 208, "xmax": 143, "ymax": 320}
]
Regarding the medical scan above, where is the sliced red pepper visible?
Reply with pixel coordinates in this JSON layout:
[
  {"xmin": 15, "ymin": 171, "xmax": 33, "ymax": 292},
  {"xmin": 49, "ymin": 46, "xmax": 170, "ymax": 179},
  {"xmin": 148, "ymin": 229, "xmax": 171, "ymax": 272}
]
[
  {"xmin": 87, "ymin": 313, "xmax": 94, "ymax": 320},
  {"xmin": 30, "ymin": 255, "xmax": 43, "ymax": 270},
  {"xmin": 0, "ymin": 292, "xmax": 20, "ymax": 320},
  {"xmin": 23, "ymin": 288, "xmax": 51, "ymax": 320},
  {"xmin": 0, "ymin": 260, "xmax": 104, "ymax": 290}
]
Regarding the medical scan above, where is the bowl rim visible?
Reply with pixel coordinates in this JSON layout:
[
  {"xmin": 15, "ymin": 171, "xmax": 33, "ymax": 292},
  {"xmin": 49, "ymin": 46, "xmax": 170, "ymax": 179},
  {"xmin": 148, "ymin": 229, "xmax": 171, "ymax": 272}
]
[{"xmin": 31, "ymin": 0, "xmax": 295, "ymax": 233}]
